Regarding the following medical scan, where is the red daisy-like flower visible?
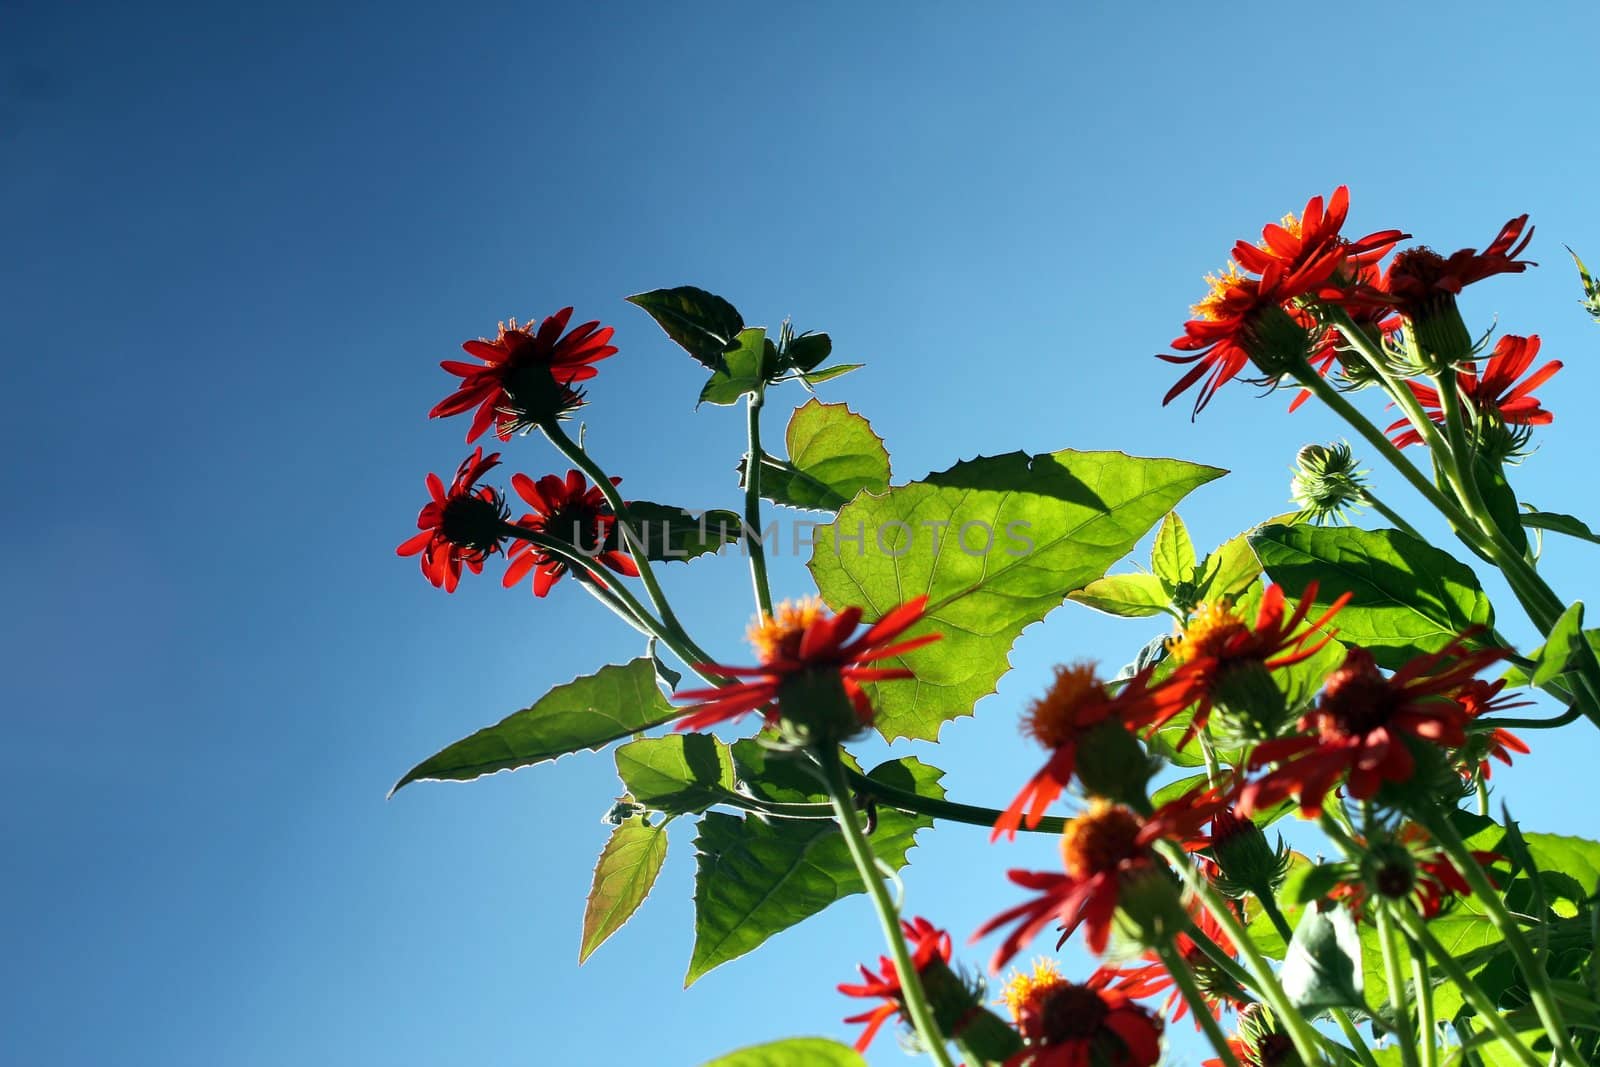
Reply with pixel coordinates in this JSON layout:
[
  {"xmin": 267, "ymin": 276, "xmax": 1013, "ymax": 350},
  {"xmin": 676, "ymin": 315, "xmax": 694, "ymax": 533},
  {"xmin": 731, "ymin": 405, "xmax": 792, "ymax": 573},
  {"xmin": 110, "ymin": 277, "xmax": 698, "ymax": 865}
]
[
  {"xmin": 1153, "ymin": 584, "xmax": 1351, "ymax": 745},
  {"xmin": 1160, "ymin": 267, "xmax": 1298, "ymax": 416},
  {"xmin": 1232, "ymin": 186, "xmax": 1405, "ymax": 282},
  {"xmin": 1288, "ymin": 263, "xmax": 1402, "ymax": 413},
  {"xmin": 1089, "ymin": 903, "xmax": 1243, "ymax": 1027},
  {"xmin": 999, "ymin": 960, "xmax": 1164, "ymax": 1067},
  {"xmin": 837, "ymin": 917, "xmax": 953, "ymax": 1052},
  {"xmin": 992, "ymin": 663, "xmax": 1190, "ymax": 841},
  {"xmin": 1205, "ymin": 1029, "xmax": 1297, "ymax": 1067},
  {"xmin": 1236, "ymin": 638, "xmax": 1506, "ymax": 819},
  {"xmin": 502, "ymin": 469, "xmax": 638, "ymax": 598},
  {"xmin": 430, "ymin": 307, "xmax": 618, "ymax": 442},
  {"xmin": 1327, "ymin": 823, "xmax": 1497, "ymax": 920},
  {"xmin": 1455, "ymin": 678, "xmax": 1531, "ymax": 781},
  {"xmin": 395, "ymin": 447, "xmax": 509, "ymax": 592},
  {"xmin": 976, "ymin": 794, "xmax": 1221, "ymax": 968},
  {"xmin": 1386, "ymin": 334, "xmax": 1563, "ymax": 448},
  {"xmin": 672, "ymin": 596, "xmax": 941, "ymax": 732},
  {"xmin": 1385, "ymin": 215, "xmax": 1537, "ymax": 319}
]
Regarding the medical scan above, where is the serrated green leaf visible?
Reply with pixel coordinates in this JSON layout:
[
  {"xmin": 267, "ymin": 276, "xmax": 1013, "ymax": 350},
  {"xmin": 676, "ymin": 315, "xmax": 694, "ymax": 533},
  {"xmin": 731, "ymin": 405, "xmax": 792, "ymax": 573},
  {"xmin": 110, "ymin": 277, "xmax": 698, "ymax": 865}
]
[
  {"xmin": 759, "ymin": 399, "xmax": 891, "ymax": 511},
  {"xmin": 391, "ymin": 659, "xmax": 673, "ymax": 794},
  {"xmin": 785, "ymin": 332, "xmax": 832, "ymax": 372},
  {"xmin": 1192, "ymin": 513, "xmax": 1297, "ymax": 606},
  {"xmin": 1532, "ymin": 602, "xmax": 1585, "ymax": 687},
  {"xmin": 798, "ymin": 362, "xmax": 863, "ymax": 386},
  {"xmin": 579, "ymin": 816, "xmax": 668, "ymax": 964},
  {"xmin": 1069, "ymin": 573, "xmax": 1172, "ymax": 618},
  {"xmin": 623, "ymin": 501, "xmax": 742, "ymax": 562},
  {"xmin": 809, "ymin": 450, "xmax": 1223, "ymax": 740},
  {"xmin": 700, "ymin": 1037, "xmax": 867, "ymax": 1067},
  {"xmin": 1522, "ymin": 510, "xmax": 1600, "ymax": 545},
  {"xmin": 699, "ymin": 327, "xmax": 771, "ymax": 406},
  {"xmin": 616, "ymin": 733, "xmax": 737, "ymax": 816},
  {"xmin": 685, "ymin": 758, "xmax": 943, "ymax": 984},
  {"xmin": 627, "ymin": 286, "xmax": 745, "ymax": 371},
  {"xmin": 1152, "ymin": 512, "xmax": 1197, "ymax": 584},
  {"xmin": 1250, "ymin": 524, "xmax": 1493, "ymax": 669},
  {"xmin": 1281, "ymin": 901, "xmax": 1366, "ymax": 1015}
]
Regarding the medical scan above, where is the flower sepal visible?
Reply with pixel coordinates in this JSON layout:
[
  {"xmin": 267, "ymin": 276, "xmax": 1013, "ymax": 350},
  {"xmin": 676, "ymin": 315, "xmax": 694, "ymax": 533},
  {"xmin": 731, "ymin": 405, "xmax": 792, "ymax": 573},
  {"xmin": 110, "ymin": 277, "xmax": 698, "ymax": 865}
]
[
  {"xmin": 1074, "ymin": 720, "xmax": 1159, "ymax": 809},
  {"xmin": 773, "ymin": 666, "xmax": 871, "ymax": 749}
]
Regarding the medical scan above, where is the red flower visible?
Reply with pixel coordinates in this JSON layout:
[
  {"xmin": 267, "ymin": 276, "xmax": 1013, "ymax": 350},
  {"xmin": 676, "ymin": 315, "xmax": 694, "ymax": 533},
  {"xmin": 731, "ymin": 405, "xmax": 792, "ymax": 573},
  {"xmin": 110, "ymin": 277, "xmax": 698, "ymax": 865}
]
[
  {"xmin": 1328, "ymin": 824, "xmax": 1497, "ymax": 920},
  {"xmin": 1456, "ymin": 678, "xmax": 1531, "ymax": 780},
  {"xmin": 430, "ymin": 307, "xmax": 617, "ymax": 442},
  {"xmin": 1160, "ymin": 267, "xmax": 1298, "ymax": 416},
  {"xmin": 1386, "ymin": 334, "xmax": 1563, "ymax": 448},
  {"xmin": 1153, "ymin": 584, "xmax": 1351, "ymax": 745},
  {"xmin": 992, "ymin": 663, "xmax": 1189, "ymax": 841},
  {"xmin": 1288, "ymin": 263, "xmax": 1402, "ymax": 413},
  {"xmin": 673, "ymin": 596, "xmax": 941, "ymax": 732},
  {"xmin": 1232, "ymin": 186, "xmax": 1405, "ymax": 282},
  {"xmin": 1205, "ymin": 1031, "xmax": 1297, "ymax": 1067},
  {"xmin": 1385, "ymin": 215, "xmax": 1536, "ymax": 318},
  {"xmin": 395, "ymin": 447, "xmax": 508, "ymax": 592},
  {"xmin": 1090, "ymin": 903, "xmax": 1243, "ymax": 1027},
  {"xmin": 837, "ymin": 917, "xmax": 953, "ymax": 1052},
  {"xmin": 502, "ymin": 470, "xmax": 638, "ymax": 597},
  {"xmin": 1237, "ymin": 638, "xmax": 1506, "ymax": 819},
  {"xmin": 976, "ymin": 795, "xmax": 1219, "ymax": 967},
  {"xmin": 999, "ymin": 960, "xmax": 1163, "ymax": 1067}
]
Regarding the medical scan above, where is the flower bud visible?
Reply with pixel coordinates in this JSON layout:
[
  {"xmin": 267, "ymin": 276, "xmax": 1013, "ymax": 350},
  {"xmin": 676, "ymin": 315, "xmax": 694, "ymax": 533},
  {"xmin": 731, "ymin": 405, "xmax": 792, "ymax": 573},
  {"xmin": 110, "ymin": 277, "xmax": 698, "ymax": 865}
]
[
  {"xmin": 1113, "ymin": 863, "xmax": 1188, "ymax": 949},
  {"xmin": 1290, "ymin": 442, "xmax": 1367, "ymax": 525},
  {"xmin": 1208, "ymin": 808, "xmax": 1292, "ymax": 899},
  {"xmin": 1210, "ymin": 660, "xmax": 1291, "ymax": 743},
  {"xmin": 1240, "ymin": 304, "xmax": 1315, "ymax": 379},
  {"xmin": 1073, "ymin": 720, "xmax": 1157, "ymax": 808}
]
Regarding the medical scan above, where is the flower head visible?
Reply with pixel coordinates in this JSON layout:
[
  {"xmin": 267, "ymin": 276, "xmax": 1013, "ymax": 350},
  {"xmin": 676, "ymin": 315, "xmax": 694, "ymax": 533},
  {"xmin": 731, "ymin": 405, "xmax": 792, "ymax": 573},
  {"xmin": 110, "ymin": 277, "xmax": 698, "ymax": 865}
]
[
  {"xmin": 1237, "ymin": 637, "xmax": 1506, "ymax": 818},
  {"xmin": 1455, "ymin": 678, "xmax": 1531, "ymax": 781},
  {"xmin": 1161, "ymin": 271, "xmax": 1313, "ymax": 417},
  {"xmin": 1232, "ymin": 186, "xmax": 1405, "ymax": 283},
  {"xmin": 1090, "ymin": 903, "xmax": 1245, "ymax": 1027},
  {"xmin": 999, "ymin": 960, "xmax": 1164, "ymax": 1067},
  {"xmin": 1386, "ymin": 216, "xmax": 1537, "ymax": 317},
  {"xmin": 502, "ymin": 470, "xmax": 638, "ymax": 597},
  {"xmin": 837, "ymin": 916, "xmax": 953, "ymax": 1052},
  {"xmin": 992, "ymin": 664, "xmax": 1185, "ymax": 841},
  {"xmin": 673, "ymin": 596, "xmax": 940, "ymax": 736},
  {"xmin": 1328, "ymin": 823, "xmax": 1496, "ymax": 920},
  {"xmin": 1387, "ymin": 334, "xmax": 1562, "ymax": 455},
  {"xmin": 1156, "ymin": 584, "xmax": 1350, "ymax": 744},
  {"xmin": 430, "ymin": 307, "xmax": 617, "ymax": 442},
  {"xmin": 395, "ymin": 447, "xmax": 508, "ymax": 591}
]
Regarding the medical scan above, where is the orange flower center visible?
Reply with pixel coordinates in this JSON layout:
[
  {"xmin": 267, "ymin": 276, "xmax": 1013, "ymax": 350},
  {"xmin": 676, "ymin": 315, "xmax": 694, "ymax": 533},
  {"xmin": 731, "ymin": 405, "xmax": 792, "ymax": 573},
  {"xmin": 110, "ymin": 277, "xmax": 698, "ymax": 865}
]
[
  {"xmin": 746, "ymin": 597, "xmax": 826, "ymax": 662},
  {"xmin": 1060, "ymin": 800, "xmax": 1144, "ymax": 880},
  {"xmin": 1169, "ymin": 600, "xmax": 1249, "ymax": 664},
  {"xmin": 1190, "ymin": 262, "xmax": 1247, "ymax": 322},
  {"xmin": 1021, "ymin": 662, "xmax": 1107, "ymax": 748}
]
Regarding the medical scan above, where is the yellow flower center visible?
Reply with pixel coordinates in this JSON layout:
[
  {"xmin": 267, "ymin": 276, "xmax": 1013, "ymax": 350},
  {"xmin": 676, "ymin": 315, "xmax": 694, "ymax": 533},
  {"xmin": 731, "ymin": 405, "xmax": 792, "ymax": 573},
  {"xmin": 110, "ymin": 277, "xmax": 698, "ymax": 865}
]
[
  {"xmin": 1059, "ymin": 799, "xmax": 1144, "ymax": 880},
  {"xmin": 1265, "ymin": 211, "xmax": 1304, "ymax": 246},
  {"xmin": 1021, "ymin": 662, "xmax": 1106, "ymax": 748},
  {"xmin": 746, "ymin": 597, "xmax": 826, "ymax": 662},
  {"xmin": 1190, "ymin": 262, "xmax": 1246, "ymax": 322},
  {"xmin": 999, "ymin": 958, "xmax": 1071, "ymax": 1023},
  {"xmin": 1169, "ymin": 599, "xmax": 1249, "ymax": 664}
]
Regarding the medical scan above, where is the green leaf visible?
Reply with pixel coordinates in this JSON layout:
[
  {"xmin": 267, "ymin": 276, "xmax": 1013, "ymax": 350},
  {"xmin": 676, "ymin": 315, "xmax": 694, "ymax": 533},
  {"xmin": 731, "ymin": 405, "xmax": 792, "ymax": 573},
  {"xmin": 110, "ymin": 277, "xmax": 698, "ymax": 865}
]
[
  {"xmin": 579, "ymin": 815, "xmax": 668, "ymax": 964},
  {"xmin": 760, "ymin": 400, "xmax": 891, "ymax": 511},
  {"xmin": 1249, "ymin": 524, "xmax": 1493, "ymax": 670},
  {"xmin": 700, "ymin": 1038, "xmax": 866, "ymax": 1067},
  {"xmin": 623, "ymin": 501, "xmax": 742, "ymax": 562},
  {"xmin": 1473, "ymin": 457, "xmax": 1529, "ymax": 556},
  {"xmin": 616, "ymin": 733, "xmax": 737, "ymax": 816},
  {"xmin": 1569, "ymin": 245, "xmax": 1600, "ymax": 323},
  {"xmin": 699, "ymin": 327, "xmax": 771, "ymax": 406},
  {"xmin": 685, "ymin": 758, "xmax": 943, "ymax": 984},
  {"xmin": 1245, "ymin": 852, "xmax": 1315, "ymax": 958},
  {"xmin": 1532, "ymin": 602, "xmax": 1585, "ymax": 687},
  {"xmin": 1152, "ymin": 512, "xmax": 1197, "ymax": 584},
  {"xmin": 391, "ymin": 659, "xmax": 673, "ymax": 794},
  {"xmin": 798, "ymin": 362, "xmax": 862, "ymax": 386},
  {"xmin": 627, "ymin": 286, "xmax": 745, "ymax": 371},
  {"xmin": 784, "ymin": 332, "xmax": 832, "ymax": 372},
  {"xmin": 1191, "ymin": 513, "xmax": 1296, "ymax": 606},
  {"xmin": 809, "ymin": 450, "xmax": 1224, "ymax": 740},
  {"xmin": 1522, "ymin": 510, "xmax": 1600, "ymax": 545},
  {"xmin": 1069, "ymin": 573, "xmax": 1171, "ymax": 618},
  {"xmin": 1280, "ymin": 901, "xmax": 1366, "ymax": 1015}
]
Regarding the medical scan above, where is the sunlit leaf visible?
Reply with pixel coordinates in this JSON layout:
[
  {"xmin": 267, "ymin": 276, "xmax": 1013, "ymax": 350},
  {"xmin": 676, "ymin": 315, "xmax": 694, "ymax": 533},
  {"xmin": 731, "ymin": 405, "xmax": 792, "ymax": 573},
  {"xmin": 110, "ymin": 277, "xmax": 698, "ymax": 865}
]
[
  {"xmin": 580, "ymin": 815, "xmax": 668, "ymax": 964},
  {"xmin": 758, "ymin": 400, "xmax": 891, "ymax": 511},
  {"xmin": 700, "ymin": 1038, "xmax": 867, "ymax": 1067},
  {"xmin": 616, "ymin": 733, "xmax": 737, "ymax": 816}
]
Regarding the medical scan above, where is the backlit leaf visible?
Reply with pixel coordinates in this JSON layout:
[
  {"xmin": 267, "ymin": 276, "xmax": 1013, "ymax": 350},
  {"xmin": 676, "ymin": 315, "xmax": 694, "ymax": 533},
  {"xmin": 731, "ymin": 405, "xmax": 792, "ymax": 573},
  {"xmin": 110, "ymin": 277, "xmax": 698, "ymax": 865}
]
[{"xmin": 579, "ymin": 816, "xmax": 668, "ymax": 964}]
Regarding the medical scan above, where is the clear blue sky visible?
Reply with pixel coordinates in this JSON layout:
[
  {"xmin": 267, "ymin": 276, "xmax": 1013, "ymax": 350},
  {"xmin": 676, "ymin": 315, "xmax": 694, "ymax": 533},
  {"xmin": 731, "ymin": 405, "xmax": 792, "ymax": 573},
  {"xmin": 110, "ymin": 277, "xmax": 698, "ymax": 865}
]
[{"xmin": 6, "ymin": 2, "xmax": 1600, "ymax": 1064}]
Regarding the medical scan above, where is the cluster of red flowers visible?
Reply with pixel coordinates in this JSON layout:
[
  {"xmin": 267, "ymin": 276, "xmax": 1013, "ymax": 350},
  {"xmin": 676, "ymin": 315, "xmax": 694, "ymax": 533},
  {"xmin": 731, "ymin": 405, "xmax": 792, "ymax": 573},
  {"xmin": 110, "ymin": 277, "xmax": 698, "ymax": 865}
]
[{"xmin": 1159, "ymin": 187, "xmax": 1559, "ymax": 449}]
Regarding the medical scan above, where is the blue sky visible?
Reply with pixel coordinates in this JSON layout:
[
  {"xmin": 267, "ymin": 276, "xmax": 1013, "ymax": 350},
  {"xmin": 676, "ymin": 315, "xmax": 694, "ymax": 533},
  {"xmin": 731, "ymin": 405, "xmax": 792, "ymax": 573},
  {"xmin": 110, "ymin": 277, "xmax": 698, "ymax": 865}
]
[{"xmin": 6, "ymin": 1, "xmax": 1600, "ymax": 1064}]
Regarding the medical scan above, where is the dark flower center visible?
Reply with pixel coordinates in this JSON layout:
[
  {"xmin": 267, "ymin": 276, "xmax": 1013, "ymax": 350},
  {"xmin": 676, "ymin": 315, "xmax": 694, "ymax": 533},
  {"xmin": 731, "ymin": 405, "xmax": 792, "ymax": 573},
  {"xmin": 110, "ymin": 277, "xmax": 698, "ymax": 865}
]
[
  {"xmin": 439, "ymin": 491, "xmax": 509, "ymax": 559},
  {"xmin": 1036, "ymin": 984, "xmax": 1110, "ymax": 1044},
  {"xmin": 543, "ymin": 502, "xmax": 607, "ymax": 554},
  {"xmin": 1317, "ymin": 655, "xmax": 1394, "ymax": 737},
  {"xmin": 1255, "ymin": 1033, "xmax": 1296, "ymax": 1067},
  {"xmin": 1389, "ymin": 247, "xmax": 1447, "ymax": 289}
]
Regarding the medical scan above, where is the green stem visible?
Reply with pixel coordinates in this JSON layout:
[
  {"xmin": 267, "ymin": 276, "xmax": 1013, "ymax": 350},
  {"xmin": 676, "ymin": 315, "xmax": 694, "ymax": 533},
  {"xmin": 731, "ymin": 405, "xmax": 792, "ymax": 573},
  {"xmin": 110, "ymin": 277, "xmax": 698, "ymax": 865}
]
[
  {"xmin": 539, "ymin": 419, "xmax": 714, "ymax": 664},
  {"xmin": 1425, "ymin": 813, "xmax": 1589, "ymax": 1067},
  {"xmin": 1155, "ymin": 841, "xmax": 1326, "ymax": 1065},
  {"xmin": 1395, "ymin": 908, "xmax": 1543, "ymax": 1067},
  {"xmin": 743, "ymin": 388, "xmax": 775, "ymax": 617},
  {"xmin": 1327, "ymin": 307, "xmax": 1453, "ymax": 459},
  {"xmin": 1411, "ymin": 932, "xmax": 1438, "ymax": 1067},
  {"xmin": 844, "ymin": 765, "xmax": 1068, "ymax": 836},
  {"xmin": 1376, "ymin": 906, "xmax": 1421, "ymax": 1067},
  {"xmin": 1155, "ymin": 940, "xmax": 1242, "ymax": 1067},
  {"xmin": 818, "ymin": 747, "xmax": 957, "ymax": 1067},
  {"xmin": 1480, "ymin": 705, "xmax": 1584, "ymax": 730}
]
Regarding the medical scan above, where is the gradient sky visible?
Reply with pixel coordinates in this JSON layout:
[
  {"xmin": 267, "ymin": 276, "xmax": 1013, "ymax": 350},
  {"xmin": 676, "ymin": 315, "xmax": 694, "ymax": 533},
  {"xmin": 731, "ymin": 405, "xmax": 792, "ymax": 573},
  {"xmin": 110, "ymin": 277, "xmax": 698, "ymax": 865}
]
[{"xmin": 7, "ymin": 2, "xmax": 1600, "ymax": 1064}]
